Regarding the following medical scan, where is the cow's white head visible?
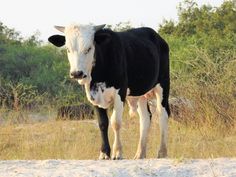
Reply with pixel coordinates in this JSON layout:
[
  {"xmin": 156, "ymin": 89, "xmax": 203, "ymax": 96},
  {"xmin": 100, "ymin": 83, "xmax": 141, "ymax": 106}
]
[{"xmin": 48, "ymin": 24, "xmax": 105, "ymax": 85}]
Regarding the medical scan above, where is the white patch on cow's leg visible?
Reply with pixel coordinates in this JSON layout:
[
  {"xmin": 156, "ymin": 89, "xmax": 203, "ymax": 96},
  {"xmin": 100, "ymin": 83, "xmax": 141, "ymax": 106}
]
[
  {"xmin": 158, "ymin": 107, "xmax": 168, "ymax": 158},
  {"xmin": 99, "ymin": 152, "xmax": 110, "ymax": 160},
  {"xmin": 155, "ymin": 84, "xmax": 168, "ymax": 158},
  {"xmin": 111, "ymin": 92, "xmax": 123, "ymax": 160},
  {"xmin": 155, "ymin": 85, "xmax": 163, "ymax": 118},
  {"xmin": 134, "ymin": 97, "xmax": 151, "ymax": 159}
]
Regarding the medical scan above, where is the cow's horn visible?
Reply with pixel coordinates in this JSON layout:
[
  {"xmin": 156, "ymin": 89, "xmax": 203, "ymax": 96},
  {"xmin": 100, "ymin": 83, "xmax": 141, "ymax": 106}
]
[
  {"xmin": 94, "ymin": 24, "xmax": 106, "ymax": 32},
  {"xmin": 54, "ymin": 26, "xmax": 65, "ymax": 33}
]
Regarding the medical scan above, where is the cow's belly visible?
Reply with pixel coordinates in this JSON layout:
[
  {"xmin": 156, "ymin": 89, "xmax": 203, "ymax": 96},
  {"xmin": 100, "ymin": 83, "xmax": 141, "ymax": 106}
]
[
  {"xmin": 126, "ymin": 43, "xmax": 159, "ymax": 96},
  {"xmin": 127, "ymin": 84, "xmax": 161, "ymax": 116},
  {"xmin": 85, "ymin": 82, "xmax": 116, "ymax": 109},
  {"xmin": 127, "ymin": 67, "xmax": 159, "ymax": 96}
]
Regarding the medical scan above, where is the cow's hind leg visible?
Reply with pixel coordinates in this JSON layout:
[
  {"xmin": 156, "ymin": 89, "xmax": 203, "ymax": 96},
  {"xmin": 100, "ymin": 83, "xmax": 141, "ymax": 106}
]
[
  {"xmin": 155, "ymin": 84, "xmax": 168, "ymax": 158},
  {"xmin": 134, "ymin": 97, "xmax": 151, "ymax": 159},
  {"xmin": 111, "ymin": 93, "xmax": 124, "ymax": 160},
  {"xmin": 96, "ymin": 107, "xmax": 111, "ymax": 160}
]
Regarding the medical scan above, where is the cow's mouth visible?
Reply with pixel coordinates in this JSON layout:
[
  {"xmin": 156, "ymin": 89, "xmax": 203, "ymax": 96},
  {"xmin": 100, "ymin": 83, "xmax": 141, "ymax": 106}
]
[
  {"xmin": 78, "ymin": 76, "xmax": 91, "ymax": 85},
  {"xmin": 78, "ymin": 78, "xmax": 86, "ymax": 85}
]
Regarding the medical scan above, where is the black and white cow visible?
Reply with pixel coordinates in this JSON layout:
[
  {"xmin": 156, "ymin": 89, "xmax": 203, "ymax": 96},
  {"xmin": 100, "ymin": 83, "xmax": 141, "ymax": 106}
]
[{"xmin": 48, "ymin": 24, "xmax": 170, "ymax": 160}]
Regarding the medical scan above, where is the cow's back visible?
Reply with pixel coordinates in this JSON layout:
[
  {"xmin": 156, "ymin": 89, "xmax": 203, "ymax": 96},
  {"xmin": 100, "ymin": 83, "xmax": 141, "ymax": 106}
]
[{"xmin": 119, "ymin": 28, "xmax": 169, "ymax": 96}]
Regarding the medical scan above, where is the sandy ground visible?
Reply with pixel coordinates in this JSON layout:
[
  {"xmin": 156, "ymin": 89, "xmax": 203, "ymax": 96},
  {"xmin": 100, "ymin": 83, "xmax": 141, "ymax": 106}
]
[{"xmin": 0, "ymin": 158, "xmax": 235, "ymax": 177}]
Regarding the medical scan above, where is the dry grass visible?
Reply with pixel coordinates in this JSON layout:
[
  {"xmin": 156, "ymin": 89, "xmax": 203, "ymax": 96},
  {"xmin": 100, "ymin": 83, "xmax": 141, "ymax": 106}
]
[{"xmin": 0, "ymin": 109, "xmax": 235, "ymax": 160}]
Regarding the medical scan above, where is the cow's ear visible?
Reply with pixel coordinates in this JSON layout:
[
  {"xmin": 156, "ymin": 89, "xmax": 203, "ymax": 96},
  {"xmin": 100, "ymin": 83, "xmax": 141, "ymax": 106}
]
[
  {"xmin": 48, "ymin": 35, "xmax": 65, "ymax": 47},
  {"xmin": 94, "ymin": 32, "xmax": 111, "ymax": 45}
]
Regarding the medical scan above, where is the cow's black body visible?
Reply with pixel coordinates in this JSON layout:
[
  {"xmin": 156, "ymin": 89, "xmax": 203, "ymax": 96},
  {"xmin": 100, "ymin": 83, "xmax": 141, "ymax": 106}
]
[
  {"xmin": 92, "ymin": 27, "xmax": 170, "ymax": 157},
  {"xmin": 48, "ymin": 26, "xmax": 170, "ymax": 159}
]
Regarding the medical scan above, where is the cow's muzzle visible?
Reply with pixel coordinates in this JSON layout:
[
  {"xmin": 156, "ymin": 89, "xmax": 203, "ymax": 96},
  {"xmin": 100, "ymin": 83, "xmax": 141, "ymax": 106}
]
[{"xmin": 70, "ymin": 71, "xmax": 87, "ymax": 79}]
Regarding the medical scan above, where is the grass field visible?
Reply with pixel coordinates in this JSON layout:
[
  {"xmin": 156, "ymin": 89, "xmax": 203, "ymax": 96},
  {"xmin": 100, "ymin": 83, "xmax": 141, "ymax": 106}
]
[{"xmin": 0, "ymin": 108, "xmax": 235, "ymax": 160}]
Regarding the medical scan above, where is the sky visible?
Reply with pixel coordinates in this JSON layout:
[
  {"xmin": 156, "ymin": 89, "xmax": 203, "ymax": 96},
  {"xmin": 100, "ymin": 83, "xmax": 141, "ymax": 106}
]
[{"xmin": 0, "ymin": 0, "xmax": 224, "ymax": 42}]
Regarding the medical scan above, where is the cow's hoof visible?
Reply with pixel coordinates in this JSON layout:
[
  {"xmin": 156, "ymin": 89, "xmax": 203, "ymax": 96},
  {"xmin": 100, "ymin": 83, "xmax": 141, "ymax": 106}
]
[
  {"xmin": 157, "ymin": 149, "xmax": 167, "ymax": 158},
  {"xmin": 112, "ymin": 146, "xmax": 123, "ymax": 160},
  {"xmin": 133, "ymin": 152, "xmax": 146, "ymax": 159},
  {"xmin": 99, "ymin": 152, "xmax": 110, "ymax": 160},
  {"xmin": 112, "ymin": 152, "xmax": 122, "ymax": 160},
  {"xmin": 112, "ymin": 156, "xmax": 123, "ymax": 160}
]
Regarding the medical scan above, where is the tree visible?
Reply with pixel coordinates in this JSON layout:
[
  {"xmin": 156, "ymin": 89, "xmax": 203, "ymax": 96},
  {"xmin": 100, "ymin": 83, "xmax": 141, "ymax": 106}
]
[
  {"xmin": 107, "ymin": 21, "xmax": 133, "ymax": 32},
  {"xmin": 159, "ymin": 0, "xmax": 236, "ymax": 37}
]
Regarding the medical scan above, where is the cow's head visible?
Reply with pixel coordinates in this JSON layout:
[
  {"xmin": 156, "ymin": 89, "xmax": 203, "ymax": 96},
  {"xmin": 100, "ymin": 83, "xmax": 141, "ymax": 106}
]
[{"xmin": 48, "ymin": 24, "xmax": 106, "ymax": 85}]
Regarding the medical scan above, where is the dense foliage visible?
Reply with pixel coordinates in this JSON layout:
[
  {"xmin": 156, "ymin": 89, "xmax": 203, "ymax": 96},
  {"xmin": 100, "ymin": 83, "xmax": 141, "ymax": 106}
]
[
  {"xmin": 0, "ymin": 22, "xmax": 83, "ymax": 110},
  {"xmin": 159, "ymin": 0, "xmax": 236, "ymax": 126}
]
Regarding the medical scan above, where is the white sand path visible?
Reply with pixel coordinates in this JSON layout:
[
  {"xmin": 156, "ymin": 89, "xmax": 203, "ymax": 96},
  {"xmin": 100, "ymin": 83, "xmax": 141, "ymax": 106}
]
[{"xmin": 0, "ymin": 158, "xmax": 235, "ymax": 177}]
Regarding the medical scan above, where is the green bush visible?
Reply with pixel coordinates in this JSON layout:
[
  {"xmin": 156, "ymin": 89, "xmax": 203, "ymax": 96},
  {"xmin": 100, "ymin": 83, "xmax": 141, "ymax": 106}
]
[
  {"xmin": 159, "ymin": 0, "xmax": 236, "ymax": 126},
  {"xmin": 0, "ymin": 23, "xmax": 84, "ymax": 109}
]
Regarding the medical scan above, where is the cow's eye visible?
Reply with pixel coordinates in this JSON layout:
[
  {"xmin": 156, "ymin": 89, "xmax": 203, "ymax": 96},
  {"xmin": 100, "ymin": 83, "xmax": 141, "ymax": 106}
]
[{"xmin": 85, "ymin": 47, "xmax": 91, "ymax": 54}]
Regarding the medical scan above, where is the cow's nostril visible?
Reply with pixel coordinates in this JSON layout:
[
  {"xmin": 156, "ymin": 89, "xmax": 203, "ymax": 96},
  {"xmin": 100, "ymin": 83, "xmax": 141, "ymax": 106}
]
[
  {"xmin": 77, "ymin": 71, "xmax": 83, "ymax": 78},
  {"xmin": 70, "ymin": 71, "xmax": 84, "ymax": 79}
]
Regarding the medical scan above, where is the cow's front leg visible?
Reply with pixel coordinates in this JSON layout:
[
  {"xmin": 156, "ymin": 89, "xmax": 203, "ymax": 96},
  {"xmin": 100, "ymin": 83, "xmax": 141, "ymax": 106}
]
[
  {"xmin": 96, "ymin": 107, "xmax": 111, "ymax": 160},
  {"xmin": 111, "ymin": 93, "xmax": 124, "ymax": 160}
]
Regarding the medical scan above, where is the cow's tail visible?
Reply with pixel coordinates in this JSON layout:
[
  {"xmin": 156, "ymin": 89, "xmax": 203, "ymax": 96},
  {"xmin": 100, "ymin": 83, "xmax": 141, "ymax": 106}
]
[{"xmin": 158, "ymin": 37, "xmax": 171, "ymax": 117}]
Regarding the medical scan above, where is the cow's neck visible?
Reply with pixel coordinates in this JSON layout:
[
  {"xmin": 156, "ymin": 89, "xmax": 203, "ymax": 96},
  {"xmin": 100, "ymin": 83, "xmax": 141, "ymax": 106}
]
[{"xmin": 84, "ymin": 83, "xmax": 92, "ymax": 103}]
